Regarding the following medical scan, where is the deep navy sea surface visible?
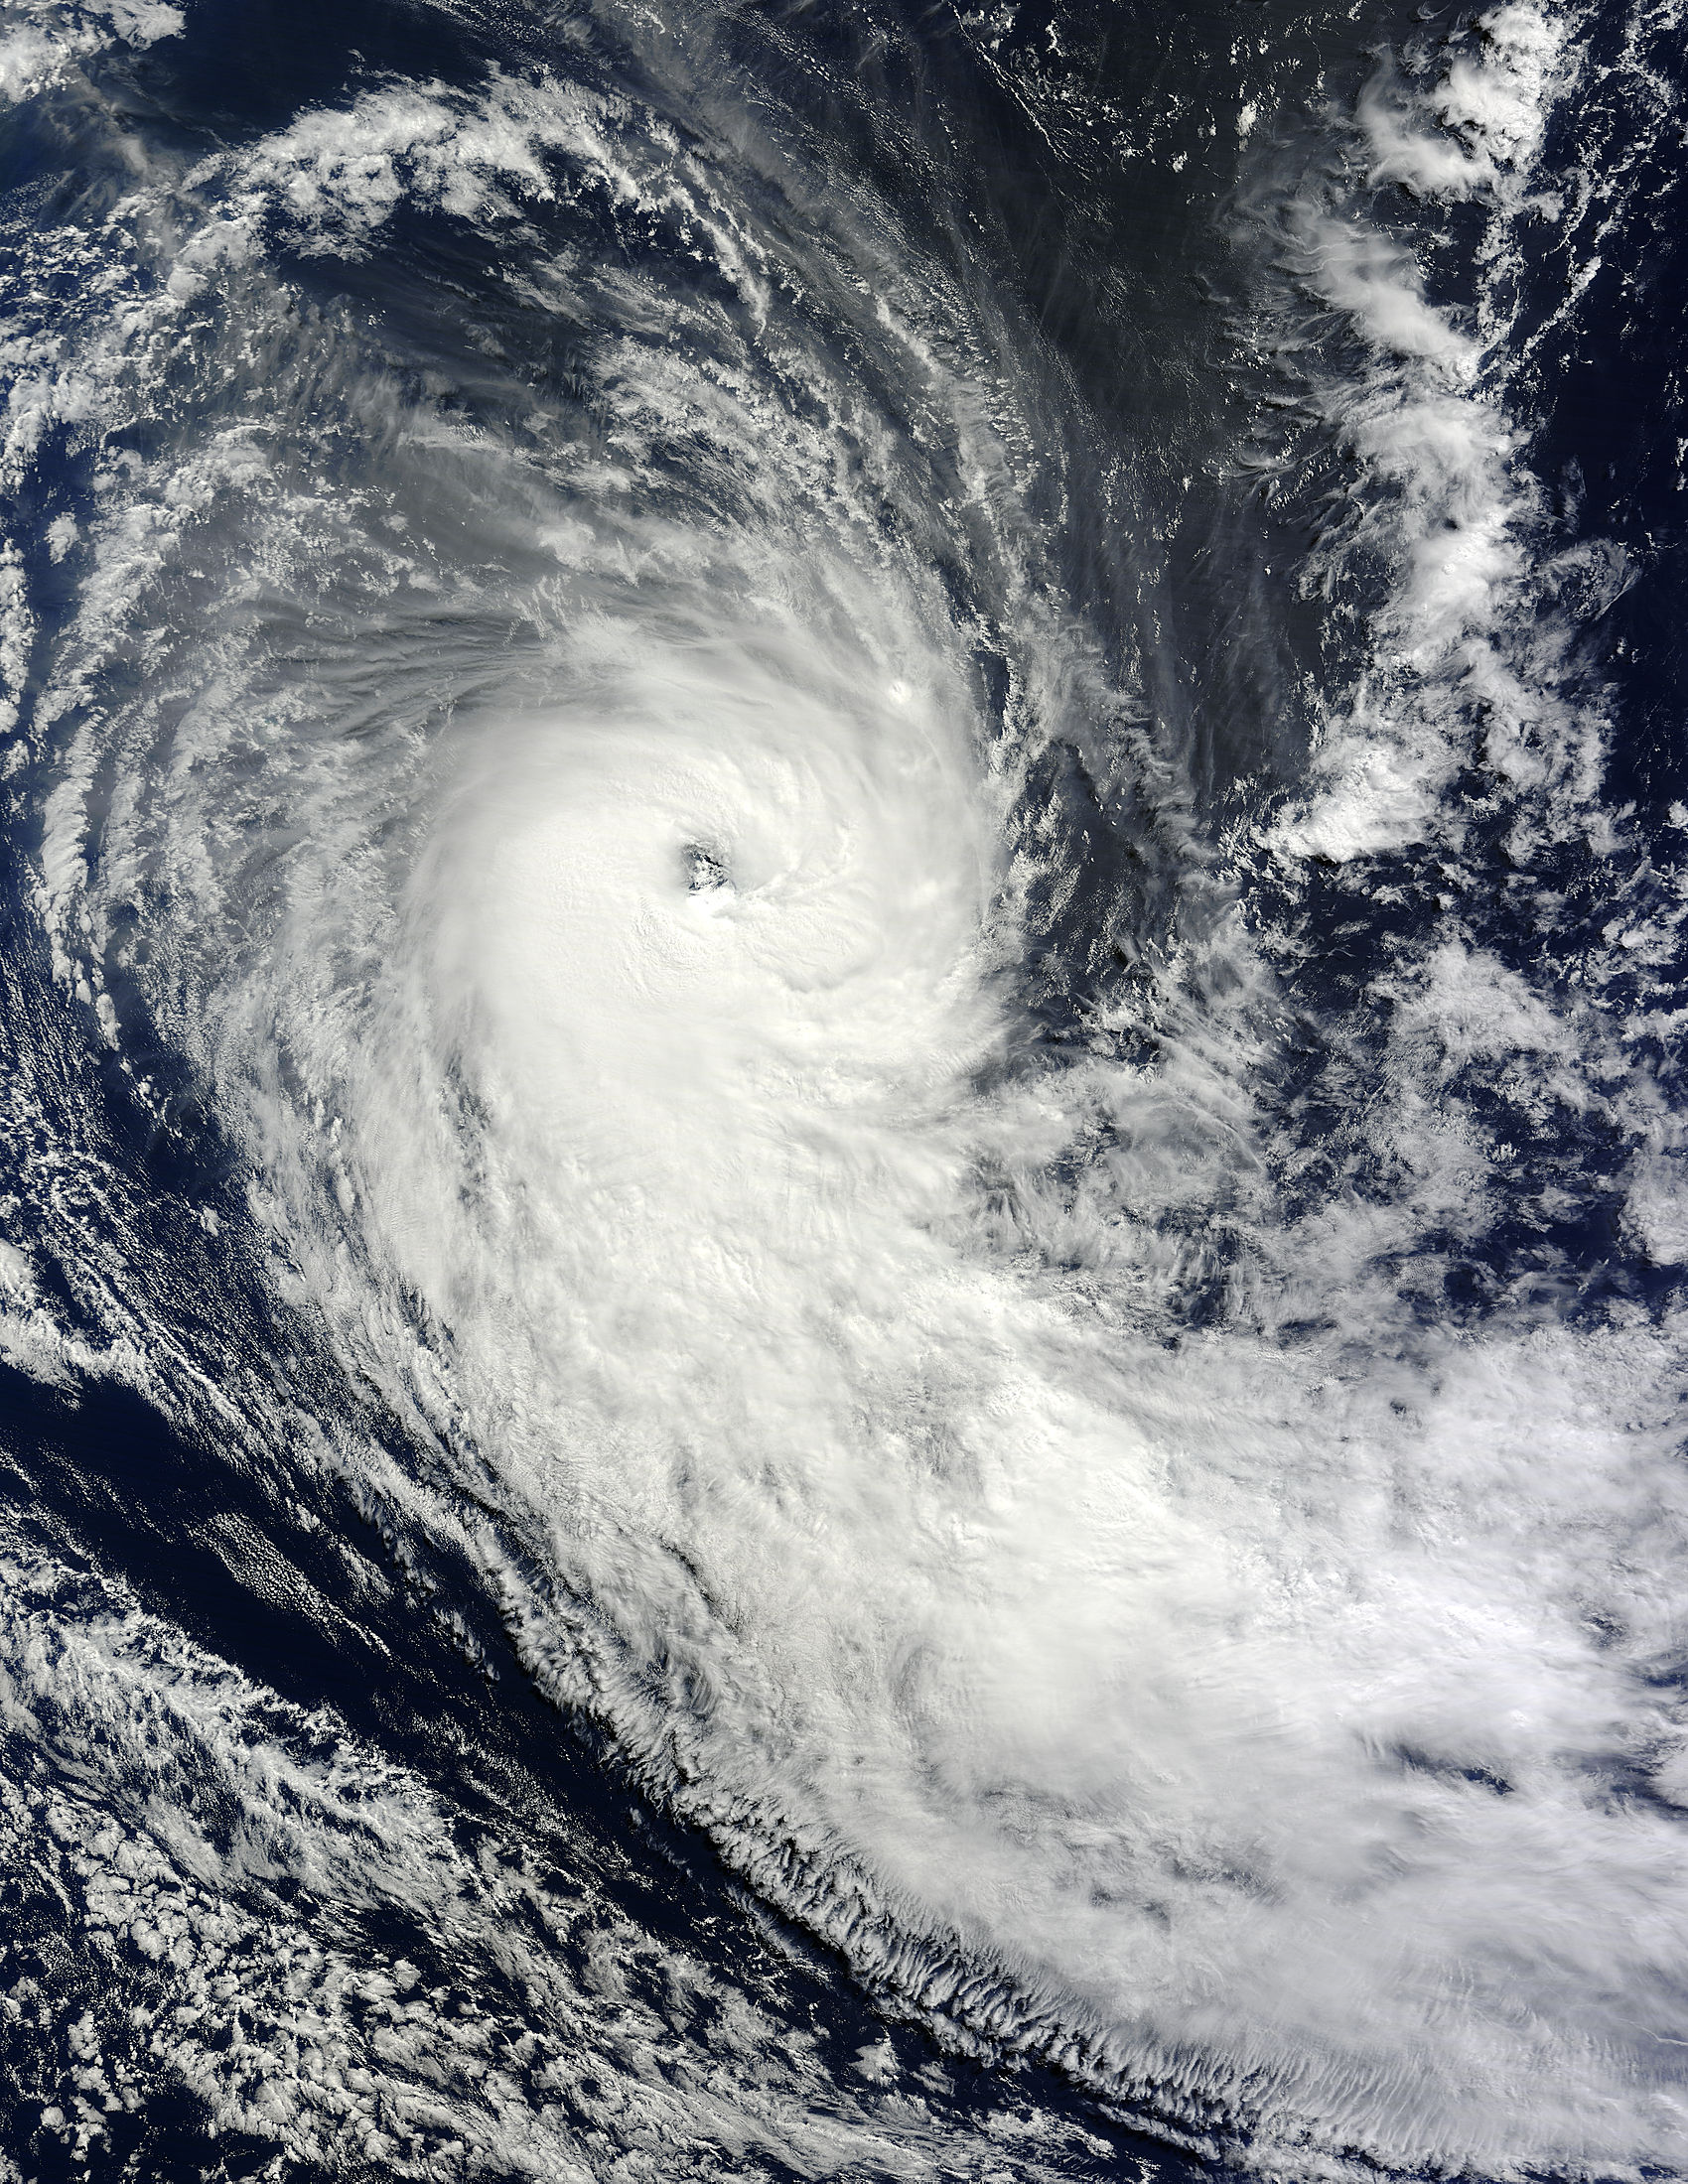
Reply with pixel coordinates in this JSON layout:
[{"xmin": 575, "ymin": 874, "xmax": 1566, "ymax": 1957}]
[{"xmin": 0, "ymin": 0, "xmax": 1686, "ymax": 2176}]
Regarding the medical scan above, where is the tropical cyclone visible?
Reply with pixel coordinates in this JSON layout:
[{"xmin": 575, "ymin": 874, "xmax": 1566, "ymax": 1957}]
[{"xmin": 0, "ymin": 0, "xmax": 1685, "ymax": 2174}]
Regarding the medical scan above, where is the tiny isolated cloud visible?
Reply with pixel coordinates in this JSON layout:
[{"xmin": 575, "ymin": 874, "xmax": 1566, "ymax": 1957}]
[
  {"xmin": 1544, "ymin": 537, "xmax": 1636, "ymax": 624},
  {"xmin": 851, "ymin": 2037, "xmax": 897, "ymax": 2083}
]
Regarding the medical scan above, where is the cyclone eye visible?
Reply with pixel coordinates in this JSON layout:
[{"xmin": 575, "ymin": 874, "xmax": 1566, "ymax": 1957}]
[{"xmin": 683, "ymin": 842, "xmax": 732, "ymax": 892}]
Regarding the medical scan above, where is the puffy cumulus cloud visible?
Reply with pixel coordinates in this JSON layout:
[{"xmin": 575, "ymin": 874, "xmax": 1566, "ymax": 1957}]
[
  {"xmin": 0, "ymin": 1523, "xmax": 1118, "ymax": 2180},
  {"xmin": 1361, "ymin": 2, "xmax": 1568, "ymax": 199}
]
